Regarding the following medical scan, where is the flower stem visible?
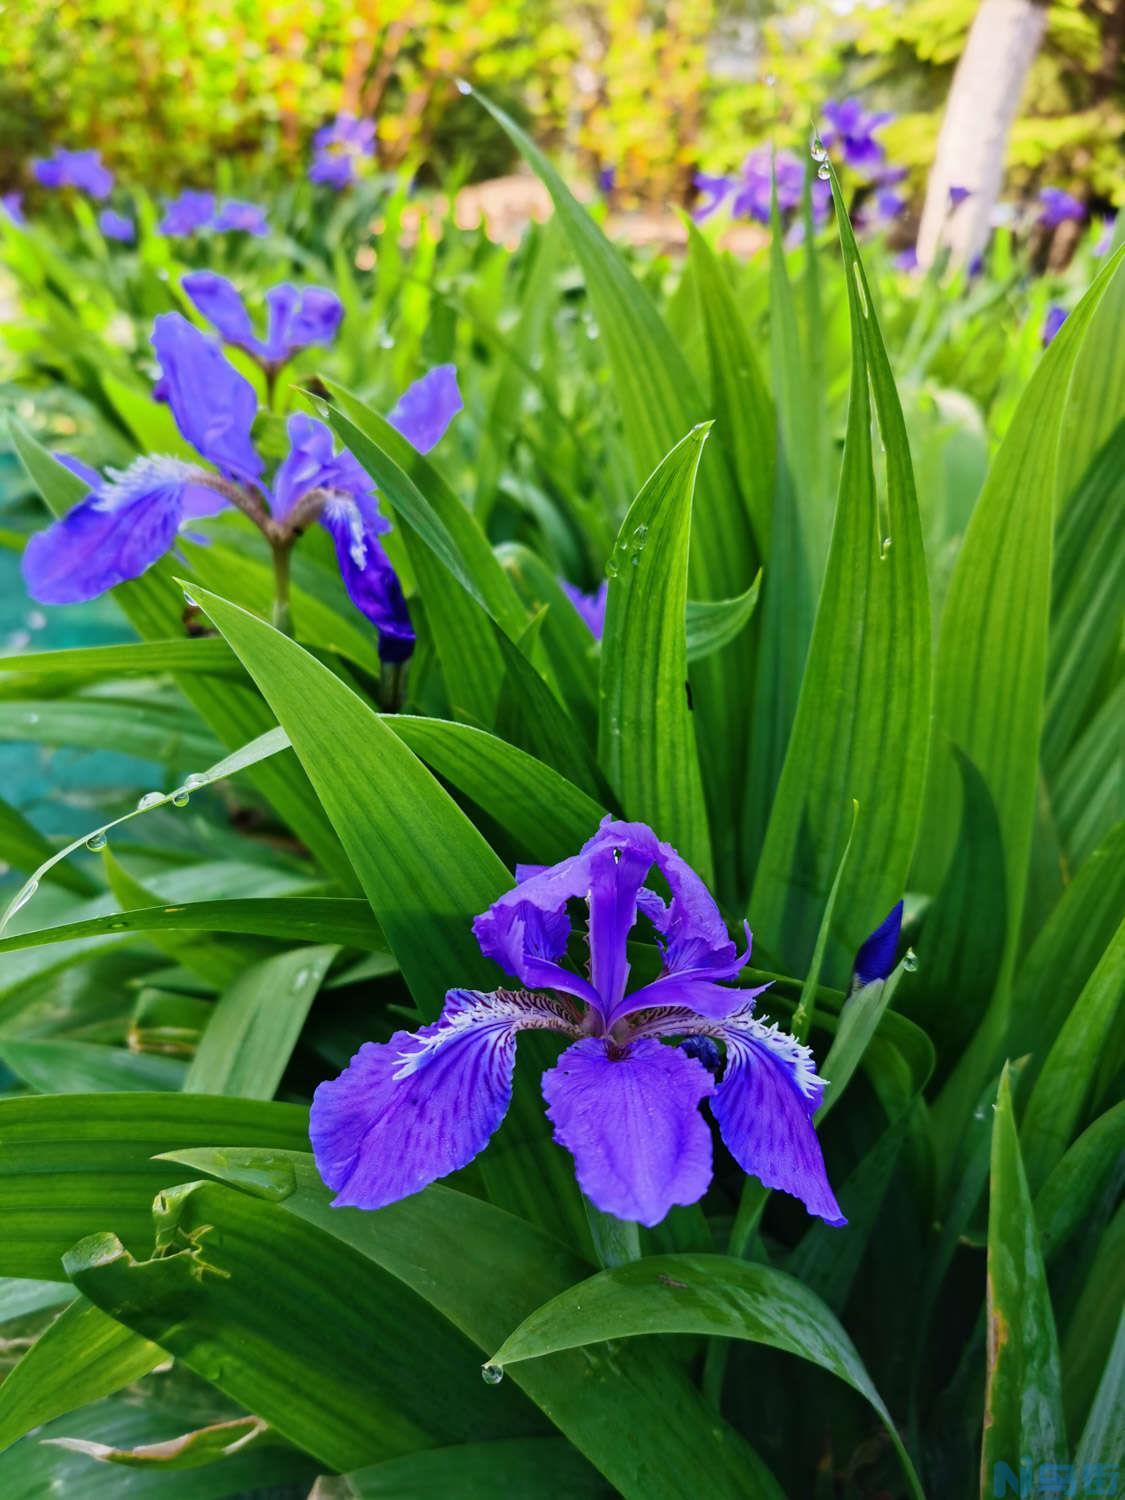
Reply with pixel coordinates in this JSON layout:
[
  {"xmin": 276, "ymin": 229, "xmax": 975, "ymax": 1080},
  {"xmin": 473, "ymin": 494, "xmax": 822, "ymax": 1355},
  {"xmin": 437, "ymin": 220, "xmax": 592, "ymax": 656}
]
[
  {"xmin": 271, "ymin": 542, "xmax": 293, "ymax": 636},
  {"xmin": 378, "ymin": 660, "xmax": 405, "ymax": 713},
  {"xmin": 583, "ymin": 1198, "xmax": 641, "ymax": 1269}
]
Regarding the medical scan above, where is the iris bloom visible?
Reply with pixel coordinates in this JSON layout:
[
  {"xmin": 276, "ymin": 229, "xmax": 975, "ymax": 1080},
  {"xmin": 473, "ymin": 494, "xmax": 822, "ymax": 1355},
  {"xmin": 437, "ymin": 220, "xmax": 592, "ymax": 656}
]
[
  {"xmin": 33, "ymin": 148, "xmax": 114, "ymax": 199},
  {"xmin": 159, "ymin": 191, "xmax": 216, "ymax": 237},
  {"xmin": 820, "ymin": 99, "xmax": 893, "ymax": 177},
  {"xmin": 561, "ymin": 579, "xmax": 608, "ymax": 639},
  {"xmin": 852, "ymin": 901, "xmax": 903, "ymax": 987},
  {"xmin": 310, "ymin": 111, "xmax": 375, "ymax": 189},
  {"xmin": 211, "ymin": 199, "xmax": 269, "ymax": 237},
  {"xmin": 22, "ymin": 313, "xmax": 461, "ymax": 662},
  {"xmin": 182, "ymin": 271, "xmax": 343, "ymax": 379},
  {"xmin": 98, "ymin": 209, "xmax": 135, "ymax": 243},
  {"xmin": 1, "ymin": 192, "xmax": 23, "ymax": 225},
  {"xmin": 1037, "ymin": 187, "xmax": 1085, "ymax": 229},
  {"xmin": 310, "ymin": 818, "xmax": 845, "ymax": 1228}
]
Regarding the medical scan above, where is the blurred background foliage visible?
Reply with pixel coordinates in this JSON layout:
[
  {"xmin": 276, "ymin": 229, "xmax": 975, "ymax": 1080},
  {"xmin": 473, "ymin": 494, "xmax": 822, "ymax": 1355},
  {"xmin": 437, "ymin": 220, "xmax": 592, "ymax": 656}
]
[{"xmin": 1, "ymin": 0, "xmax": 1121, "ymax": 210}]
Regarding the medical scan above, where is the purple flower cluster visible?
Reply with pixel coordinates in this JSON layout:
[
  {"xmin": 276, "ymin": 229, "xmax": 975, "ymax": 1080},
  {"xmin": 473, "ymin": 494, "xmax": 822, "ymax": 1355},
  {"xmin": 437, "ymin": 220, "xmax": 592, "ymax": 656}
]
[
  {"xmin": 694, "ymin": 147, "xmax": 829, "ymax": 227},
  {"xmin": 310, "ymin": 112, "xmax": 376, "ymax": 190},
  {"xmin": 22, "ymin": 311, "xmax": 460, "ymax": 664},
  {"xmin": 98, "ymin": 209, "xmax": 135, "ymax": 243},
  {"xmin": 32, "ymin": 148, "xmax": 114, "ymax": 199},
  {"xmin": 311, "ymin": 817, "xmax": 845, "ymax": 1228},
  {"xmin": 820, "ymin": 98, "xmax": 893, "ymax": 177},
  {"xmin": 158, "ymin": 190, "xmax": 268, "ymax": 238}
]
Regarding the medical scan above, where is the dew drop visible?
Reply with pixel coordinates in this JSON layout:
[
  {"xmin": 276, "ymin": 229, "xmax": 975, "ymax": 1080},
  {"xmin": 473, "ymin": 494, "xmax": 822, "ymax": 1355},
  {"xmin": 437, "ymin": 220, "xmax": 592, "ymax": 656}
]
[
  {"xmin": 136, "ymin": 791, "xmax": 164, "ymax": 812},
  {"xmin": 171, "ymin": 789, "xmax": 190, "ymax": 808},
  {"xmin": 455, "ymin": 78, "xmax": 471, "ymax": 96},
  {"xmin": 107, "ymin": 917, "xmax": 128, "ymax": 930},
  {"xmin": 809, "ymin": 130, "xmax": 828, "ymax": 164},
  {"xmin": 182, "ymin": 773, "xmax": 206, "ymax": 792},
  {"xmin": 481, "ymin": 1362, "xmax": 504, "ymax": 1385},
  {"xmin": 605, "ymin": 559, "xmax": 620, "ymax": 580},
  {"xmin": 85, "ymin": 831, "xmax": 108, "ymax": 852},
  {"xmin": 903, "ymin": 948, "xmax": 918, "ymax": 973},
  {"xmin": 880, "ymin": 536, "xmax": 893, "ymax": 559},
  {"xmin": 817, "ymin": 163, "xmax": 830, "ymax": 181}
]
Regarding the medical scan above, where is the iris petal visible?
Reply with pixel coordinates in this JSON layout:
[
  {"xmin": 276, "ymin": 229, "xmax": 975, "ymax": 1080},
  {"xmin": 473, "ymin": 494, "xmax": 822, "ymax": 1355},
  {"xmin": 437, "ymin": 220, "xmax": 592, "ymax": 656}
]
[
  {"xmin": 541, "ymin": 1037, "xmax": 715, "ymax": 1227},
  {"xmin": 182, "ymin": 271, "xmax": 263, "ymax": 356},
  {"xmin": 151, "ymin": 313, "xmax": 263, "ymax": 484},
  {"xmin": 310, "ymin": 987, "xmax": 577, "ymax": 1210},
  {"xmin": 710, "ymin": 1003, "xmax": 845, "ymax": 1226},
  {"xmin": 387, "ymin": 365, "xmax": 463, "ymax": 454}
]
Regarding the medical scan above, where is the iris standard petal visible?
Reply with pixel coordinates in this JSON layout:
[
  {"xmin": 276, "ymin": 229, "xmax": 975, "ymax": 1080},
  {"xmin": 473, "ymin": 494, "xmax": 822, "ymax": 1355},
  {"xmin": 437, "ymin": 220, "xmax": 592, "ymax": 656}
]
[
  {"xmin": 310, "ymin": 987, "xmax": 577, "ymax": 1210},
  {"xmin": 541, "ymin": 1037, "xmax": 715, "ymax": 1227},
  {"xmin": 21, "ymin": 456, "xmax": 198, "ymax": 604},
  {"xmin": 272, "ymin": 413, "xmax": 338, "ymax": 520},
  {"xmin": 151, "ymin": 313, "xmax": 263, "ymax": 484},
  {"xmin": 182, "ymin": 271, "xmax": 262, "ymax": 355},
  {"xmin": 386, "ymin": 365, "xmax": 463, "ymax": 454},
  {"xmin": 268, "ymin": 284, "xmax": 344, "ymax": 358},
  {"xmin": 710, "ymin": 1003, "xmax": 845, "ymax": 1226}
]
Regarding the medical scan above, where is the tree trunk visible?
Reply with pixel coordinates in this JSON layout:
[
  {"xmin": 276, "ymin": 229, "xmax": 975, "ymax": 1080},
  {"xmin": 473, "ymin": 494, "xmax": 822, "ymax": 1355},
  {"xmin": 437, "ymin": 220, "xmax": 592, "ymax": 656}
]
[{"xmin": 916, "ymin": 0, "xmax": 1049, "ymax": 270}]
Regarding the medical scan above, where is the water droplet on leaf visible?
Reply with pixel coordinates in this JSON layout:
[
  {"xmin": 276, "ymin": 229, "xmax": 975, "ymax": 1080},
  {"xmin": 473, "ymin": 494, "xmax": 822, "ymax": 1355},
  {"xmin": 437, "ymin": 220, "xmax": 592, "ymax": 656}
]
[
  {"xmin": 85, "ymin": 831, "xmax": 108, "ymax": 852},
  {"xmin": 136, "ymin": 792, "xmax": 164, "ymax": 811},
  {"xmin": 481, "ymin": 1362, "xmax": 504, "ymax": 1385},
  {"xmin": 903, "ymin": 949, "xmax": 918, "ymax": 972},
  {"xmin": 182, "ymin": 773, "xmax": 206, "ymax": 791},
  {"xmin": 5, "ymin": 879, "xmax": 39, "ymax": 922},
  {"xmin": 171, "ymin": 789, "xmax": 190, "ymax": 808}
]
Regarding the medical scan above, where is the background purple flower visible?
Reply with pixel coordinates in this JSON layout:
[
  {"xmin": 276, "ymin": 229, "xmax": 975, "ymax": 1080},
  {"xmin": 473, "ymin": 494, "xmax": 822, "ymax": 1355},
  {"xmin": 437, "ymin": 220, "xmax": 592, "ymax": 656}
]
[
  {"xmin": 948, "ymin": 184, "xmax": 971, "ymax": 207},
  {"xmin": 32, "ymin": 148, "xmax": 114, "ymax": 199},
  {"xmin": 313, "ymin": 112, "xmax": 376, "ymax": 155},
  {"xmin": 159, "ymin": 190, "xmax": 215, "ymax": 237},
  {"xmin": 561, "ymin": 579, "xmax": 608, "ymax": 638},
  {"xmin": 1, "ymin": 192, "xmax": 24, "ymax": 225},
  {"xmin": 211, "ymin": 198, "xmax": 269, "ymax": 236},
  {"xmin": 310, "ymin": 817, "xmax": 844, "ymax": 1228},
  {"xmin": 1041, "ymin": 304, "xmax": 1068, "ymax": 345},
  {"xmin": 98, "ymin": 209, "xmax": 134, "ymax": 243},
  {"xmin": 694, "ymin": 148, "xmax": 829, "ymax": 228},
  {"xmin": 820, "ymin": 99, "xmax": 893, "ymax": 176},
  {"xmin": 1037, "ymin": 187, "xmax": 1085, "ymax": 229},
  {"xmin": 310, "ymin": 152, "xmax": 356, "ymax": 189},
  {"xmin": 182, "ymin": 272, "xmax": 344, "ymax": 367}
]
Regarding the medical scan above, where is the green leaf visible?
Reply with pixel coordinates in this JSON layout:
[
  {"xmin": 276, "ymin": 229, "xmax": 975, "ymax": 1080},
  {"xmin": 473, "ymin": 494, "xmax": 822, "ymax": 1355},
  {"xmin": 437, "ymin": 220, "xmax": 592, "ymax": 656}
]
[
  {"xmin": 185, "ymin": 945, "xmax": 337, "ymax": 1099},
  {"xmin": 918, "ymin": 251, "xmax": 1124, "ymax": 987},
  {"xmin": 0, "ymin": 794, "xmax": 97, "ymax": 896},
  {"xmin": 64, "ymin": 1182, "xmax": 546, "ymax": 1474},
  {"xmin": 982, "ymin": 1066, "xmax": 1066, "ymax": 1485},
  {"xmin": 1060, "ymin": 1203, "xmax": 1125, "ymax": 1439},
  {"xmin": 162, "ymin": 1148, "xmax": 786, "ymax": 1500},
  {"xmin": 685, "ymin": 573, "xmax": 761, "ymax": 664},
  {"xmin": 311, "ymin": 1438, "xmax": 610, "ymax": 1499},
  {"xmin": 751, "ymin": 169, "xmax": 931, "ymax": 980},
  {"xmin": 0, "ymin": 897, "xmax": 385, "ymax": 957},
  {"xmin": 1019, "ymin": 915, "xmax": 1125, "ymax": 1194},
  {"xmin": 1037, "ymin": 1102, "xmax": 1125, "ymax": 1262},
  {"xmin": 495, "ymin": 543, "xmax": 600, "ymax": 734},
  {"xmin": 485, "ymin": 1251, "xmax": 923, "ymax": 1500},
  {"xmin": 9, "ymin": 419, "xmax": 88, "ymax": 516},
  {"xmin": 0, "ymin": 1298, "xmax": 163, "ymax": 1453},
  {"xmin": 686, "ymin": 222, "xmax": 774, "ymax": 555},
  {"xmin": 1072, "ymin": 1306, "xmax": 1125, "ymax": 1480},
  {"xmin": 0, "ymin": 638, "xmax": 239, "ymax": 682},
  {"xmin": 0, "ymin": 1092, "xmax": 309, "ymax": 1278},
  {"xmin": 0, "ymin": 1039, "xmax": 187, "ymax": 1094},
  {"xmin": 390, "ymin": 716, "xmax": 605, "ymax": 863},
  {"xmin": 598, "ymin": 426, "xmax": 713, "ymax": 880}
]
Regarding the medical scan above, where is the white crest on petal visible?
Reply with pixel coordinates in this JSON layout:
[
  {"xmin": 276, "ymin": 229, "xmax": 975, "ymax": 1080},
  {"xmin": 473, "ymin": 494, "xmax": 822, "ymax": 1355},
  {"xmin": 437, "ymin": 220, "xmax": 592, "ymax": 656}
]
[
  {"xmin": 392, "ymin": 988, "xmax": 580, "ymax": 1080},
  {"xmin": 321, "ymin": 494, "xmax": 367, "ymax": 569},
  {"xmin": 723, "ymin": 1004, "xmax": 825, "ymax": 1100},
  {"xmin": 95, "ymin": 454, "xmax": 200, "ymax": 513}
]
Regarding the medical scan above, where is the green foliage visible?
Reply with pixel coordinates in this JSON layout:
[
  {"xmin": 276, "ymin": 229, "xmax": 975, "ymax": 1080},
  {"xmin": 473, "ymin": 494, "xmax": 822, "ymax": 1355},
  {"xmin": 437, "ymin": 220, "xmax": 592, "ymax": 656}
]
[{"xmin": 0, "ymin": 85, "xmax": 1121, "ymax": 1500}]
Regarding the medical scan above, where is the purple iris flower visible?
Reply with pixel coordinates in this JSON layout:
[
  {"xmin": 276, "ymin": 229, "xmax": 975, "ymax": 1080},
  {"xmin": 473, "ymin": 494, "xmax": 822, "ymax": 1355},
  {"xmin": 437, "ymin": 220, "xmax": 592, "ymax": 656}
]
[
  {"xmin": 32, "ymin": 148, "xmax": 114, "ymax": 199},
  {"xmin": 561, "ymin": 579, "xmax": 608, "ymax": 639},
  {"xmin": 22, "ymin": 314, "xmax": 461, "ymax": 662},
  {"xmin": 310, "ymin": 152, "xmax": 356, "ymax": 189},
  {"xmin": 894, "ymin": 246, "xmax": 919, "ymax": 273},
  {"xmin": 1, "ymin": 192, "xmax": 23, "ymax": 225},
  {"xmin": 694, "ymin": 149, "xmax": 829, "ymax": 229},
  {"xmin": 1037, "ymin": 187, "xmax": 1085, "ymax": 229},
  {"xmin": 182, "ymin": 272, "xmax": 343, "ymax": 373},
  {"xmin": 1042, "ymin": 304, "xmax": 1068, "ymax": 346},
  {"xmin": 310, "ymin": 818, "xmax": 845, "ymax": 1228},
  {"xmin": 313, "ymin": 112, "xmax": 376, "ymax": 155},
  {"xmin": 948, "ymin": 185, "xmax": 971, "ymax": 208},
  {"xmin": 159, "ymin": 190, "xmax": 216, "ymax": 237},
  {"xmin": 211, "ymin": 198, "xmax": 269, "ymax": 237},
  {"xmin": 820, "ymin": 99, "xmax": 893, "ymax": 177},
  {"xmin": 874, "ymin": 187, "xmax": 906, "ymax": 220},
  {"xmin": 98, "ymin": 209, "xmax": 135, "ymax": 243},
  {"xmin": 852, "ymin": 902, "xmax": 903, "ymax": 987},
  {"xmin": 597, "ymin": 165, "xmax": 616, "ymax": 196}
]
